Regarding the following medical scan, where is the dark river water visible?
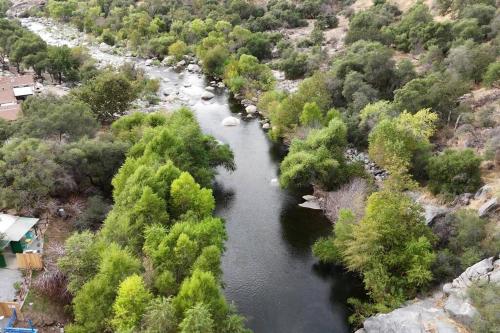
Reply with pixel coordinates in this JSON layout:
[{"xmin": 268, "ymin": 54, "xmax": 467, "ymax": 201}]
[{"xmin": 21, "ymin": 19, "xmax": 365, "ymax": 332}]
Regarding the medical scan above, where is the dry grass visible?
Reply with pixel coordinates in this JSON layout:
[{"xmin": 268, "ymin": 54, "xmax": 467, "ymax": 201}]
[{"xmin": 315, "ymin": 177, "xmax": 369, "ymax": 223}]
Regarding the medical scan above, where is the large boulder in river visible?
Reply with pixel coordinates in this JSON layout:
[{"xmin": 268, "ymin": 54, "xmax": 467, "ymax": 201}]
[
  {"xmin": 201, "ymin": 91, "xmax": 215, "ymax": 100},
  {"xmin": 222, "ymin": 117, "xmax": 240, "ymax": 126},
  {"xmin": 187, "ymin": 63, "xmax": 201, "ymax": 72}
]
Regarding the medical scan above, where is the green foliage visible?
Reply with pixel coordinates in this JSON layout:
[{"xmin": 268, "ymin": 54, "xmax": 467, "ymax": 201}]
[
  {"xmin": 58, "ymin": 136, "xmax": 129, "ymax": 194},
  {"xmin": 179, "ymin": 303, "xmax": 215, "ymax": 333},
  {"xmin": 427, "ymin": 149, "xmax": 482, "ymax": 196},
  {"xmin": 74, "ymin": 195, "xmax": 111, "ymax": 231},
  {"xmin": 170, "ymin": 172, "xmax": 215, "ymax": 219},
  {"xmin": 111, "ymin": 274, "xmax": 153, "ymax": 333},
  {"xmin": 445, "ymin": 40, "xmax": 495, "ymax": 83},
  {"xmin": 345, "ymin": 3, "xmax": 399, "ymax": 44},
  {"xmin": 224, "ymin": 54, "xmax": 274, "ymax": 97},
  {"xmin": 141, "ymin": 297, "xmax": 178, "ymax": 333},
  {"xmin": 280, "ymin": 118, "xmax": 351, "ymax": 189},
  {"xmin": 0, "ymin": 138, "xmax": 66, "ymax": 210},
  {"xmin": 431, "ymin": 210, "xmax": 492, "ymax": 281},
  {"xmin": 68, "ymin": 244, "xmax": 141, "ymax": 333},
  {"xmin": 46, "ymin": 45, "xmax": 80, "ymax": 83},
  {"xmin": 169, "ymin": 40, "xmax": 188, "ymax": 61},
  {"xmin": 368, "ymin": 109, "xmax": 437, "ymax": 183},
  {"xmin": 268, "ymin": 72, "xmax": 333, "ymax": 138},
  {"xmin": 483, "ymin": 61, "xmax": 500, "ymax": 86},
  {"xmin": 393, "ymin": 72, "xmax": 470, "ymax": 121},
  {"xmin": 200, "ymin": 45, "xmax": 229, "ymax": 78},
  {"xmin": 300, "ymin": 102, "xmax": 323, "ymax": 127},
  {"xmin": 279, "ymin": 50, "xmax": 308, "ymax": 79},
  {"xmin": 173, "ymin": 269, "xmax": 229, "ymax": 330},
  {"xmin": 20, "ymin": 95, "xmax": 98, "ymax": 141},
  {"xmin": 336, "ymin": 191, "xmax": 435, "ymax": 311},
  {"xmin": 58, "ymin": 231, "xmax": 100, "ymax": 294},
  {"xmin": 75, "ymin": 71, "xmax": 138, "ymax": 123},
  {"xmin": 469, "ymin": 282, "xmax": 500, "ymax": 333}
]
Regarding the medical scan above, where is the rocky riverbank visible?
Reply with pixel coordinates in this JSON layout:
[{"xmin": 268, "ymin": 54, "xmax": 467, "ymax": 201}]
[{"xmin": 356, "ymin": 256, "xmax": 500, "ymax": 333}]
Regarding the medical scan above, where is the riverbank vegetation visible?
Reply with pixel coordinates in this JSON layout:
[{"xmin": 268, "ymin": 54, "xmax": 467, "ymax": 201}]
[{"xmin": 4, "ymin": 0, "xmax": 500, "ymax": 331}]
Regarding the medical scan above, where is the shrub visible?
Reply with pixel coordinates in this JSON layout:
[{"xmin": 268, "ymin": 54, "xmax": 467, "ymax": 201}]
[
  {"xmin": 469, "ymin": 281, "xmax": 500, "ymax": 332},
  {"xmin": 279, "ymin": 51, "xmax": 308, "ymax": 79},
  {"xmin": 427, "ymin": 149, "xmax": 481, "ymax": 196},
  {"xmin": 75, "ymin": 195, "xmax": 111, "ymax": 231},
  {"xmin": 483, "ymin": 61, "xmax": 500, "ymax": 86}
]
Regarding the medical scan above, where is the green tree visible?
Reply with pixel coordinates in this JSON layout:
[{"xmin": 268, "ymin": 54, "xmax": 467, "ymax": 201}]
[
  {"xmin": 58, "ymin": 231, "xmax": 100, "ymax": 294},
  {"xmin": 20, "ymin": 96, "xmax": 98, "ymax": 141},
  {"xmin": 427, "ymin": 149, "xmax": 482, "ymax": 196},
  {"xmin": 169, "ymin": 40, "xmax": 188, "ymax": 61},
  {"xmin": 47, "ymin": 45, "xmax": 79, "ymax": 84},
  {"xmin": 200, "ymin": 45, "xmax": 229, "ymax": 78},
  {"xmin": 368, "ymin": 109, "xmax": 437, "ymax": 184},
  {"xmin": 141, "ymin": 297, "xmax": 178, "ymax": 333},
  {"xmin": 75, "ymin": 71, "xmax": 138, "ymax": 123},
  {"xmin": 280, "ymin": 118, "xmax": 351, "ymax": 189},
  {"xmin": 170, "ymin": 172, "xmax": 215, "ymax": 220},
  {"xmin": 319, "ymin": 191, "xmax": 435, "ymax": 314},
  {"xmin": 300, "ymin": 102, "xmax": 323, "ymax": 127},
  {"xmin": 68, "ymin": 244, "xmax": 141, "ymax": 333},
  {"xmin": 9, "ymin": 33, "xmax": 47, "ymax": 72},
  {"xmin": 394, "ymin": 73, "xmax": 469, "ymax": 121},
  {"xmin": 173, "ymin": 269, "xmax": 228, "ymax": 329},
  {"xmin": 58, "ymin": 136, "xmax": 128, "ymax": 194},
  {"xmin": 483, "ymin": 61, "xmax": 500, "ymax": 86},
  {"xmin": 112, "ymin": 274, "xmax": 153, "ymax": 332},
  {"xmin": 0, "ymin": 138, "xmax": 66, "ymax": 210},
  {"xmin": 179, "ymin": 303, "xmax": 215, "ymax": 333}
]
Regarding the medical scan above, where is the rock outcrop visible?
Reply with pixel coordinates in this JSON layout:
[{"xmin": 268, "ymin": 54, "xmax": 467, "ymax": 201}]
[{"xmin": 356, "ymin": 256, "xmax": 500, "ymax": 333}]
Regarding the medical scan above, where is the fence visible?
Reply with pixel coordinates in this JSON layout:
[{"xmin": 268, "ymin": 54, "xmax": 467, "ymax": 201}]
[
  {"xmin": 16, "ymin": 253, "xmax": 43, "ymax": 270},
  {"xmin": 0, "ymin": 302, "xmax": 23, "ymax": 320}
]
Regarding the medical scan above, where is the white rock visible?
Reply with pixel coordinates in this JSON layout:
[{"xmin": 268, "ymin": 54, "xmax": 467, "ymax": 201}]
[
  {"xmin": 474, "ymin": 185, "xmax": 492, "ymax": 200},
  {"xmin": 302, "ymin": 195, "xmax": 317, "ymax": 201},
  {"xmin": 478, "ymin": 197, "xmax": 497, "ymax": 217},
  {"xmin": 221, "ymin": 117, "xmax": 240, "ymax": 126},
  {"xmin": 176, "ymin": 60, "xmax": 186, "ymax": 67},
  {"xmin": 444, "ymin": 293, "xmax": 478, "ymax": 326},
  {"xmin": 145, "ymin": 59, "xmax": 153, "ymax": 66},
  {"xmin": 262, "ymin": 123, "xmax": 271, "ymax": 130},
  {"xmin": 423, "ymin": 204, "xmax": 449, "ymax": 225},
  {"xmin": 205, "ymin": 86, "xmax": 215, "ymax": 92},
  {"xmin": 299, "ymin": 201, "xmax": 321, "ymax": 210},
  {"xmin": 186, "ymin": 64, "xmax": 200, "ymax": 72},
  {"xmin": 245, "ymin": 105, "xmax": 257, "ymax": 114},
  {"xmin": 201, "ymin": 91, "xmax": 215, "ymax": 100}
]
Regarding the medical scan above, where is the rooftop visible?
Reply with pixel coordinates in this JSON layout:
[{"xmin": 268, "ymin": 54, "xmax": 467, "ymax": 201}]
[{"xmin": 0, "ymin": 214, "xmax": 39, "ymax": 244}]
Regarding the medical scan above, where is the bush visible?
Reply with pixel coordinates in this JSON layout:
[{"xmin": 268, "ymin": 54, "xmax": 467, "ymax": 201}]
[
  {"xmin": 75, "ymin": 195, "xmax": 111, "ymax": 231},
  {"xmin": 469, "ymin": 281, "xmax": 500, "ymax": 332},
  {"xmin": 483, "ymin": 61, "xmax": 500, "ymax": 86},
  {"xmin": 279, "ymin": 51, "xmax": 308, "ymax": 79},
  {"xmin": 427, "ymin": 149, "xmax": 481, "ymax": 196}
]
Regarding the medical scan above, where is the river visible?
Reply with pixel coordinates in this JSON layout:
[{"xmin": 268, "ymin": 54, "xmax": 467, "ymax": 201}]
[{"xmin": 21, "ymin": 18, "xmax": 365, "ymax": 333}]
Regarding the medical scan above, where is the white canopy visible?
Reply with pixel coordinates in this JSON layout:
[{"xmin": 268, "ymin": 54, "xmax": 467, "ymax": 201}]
[
  {"xmin": 0, "ymin": 214, "xmax": 39, "ymax": 242},
  {"xmin": 13, "ymin": 86, "xmax": 33, "ymax": 97}
]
